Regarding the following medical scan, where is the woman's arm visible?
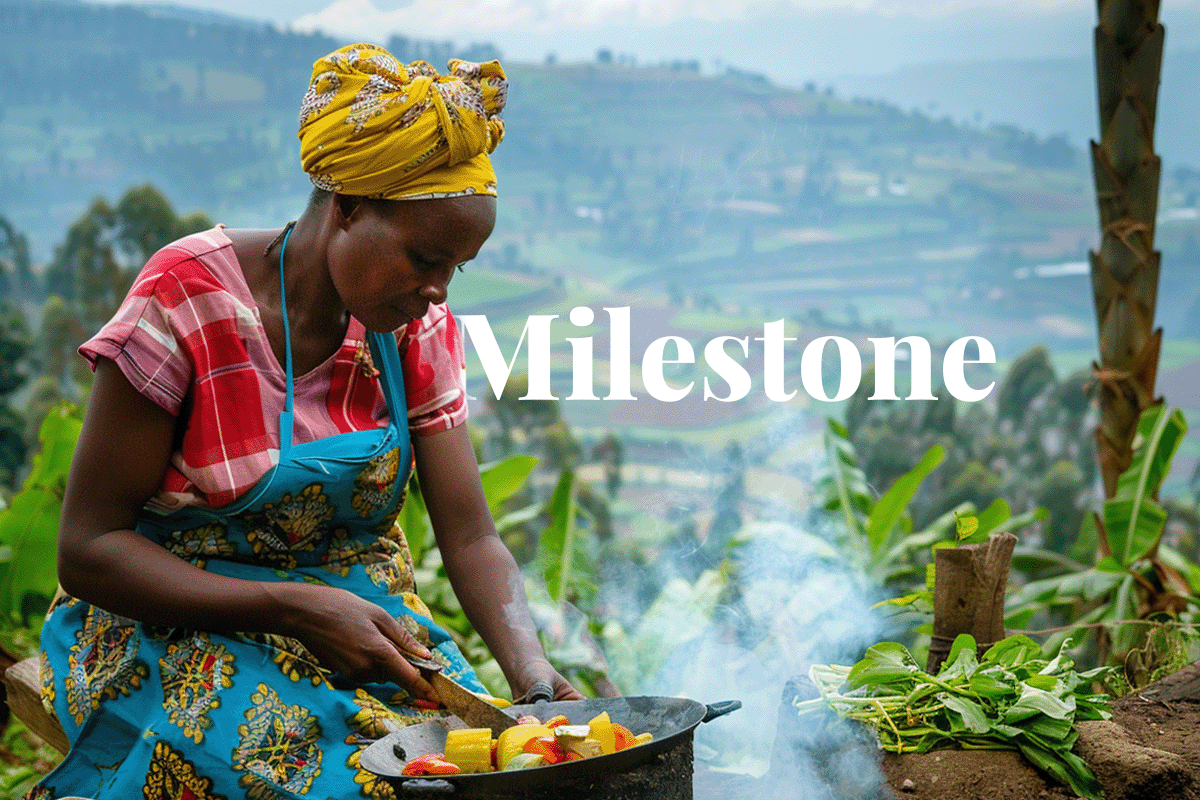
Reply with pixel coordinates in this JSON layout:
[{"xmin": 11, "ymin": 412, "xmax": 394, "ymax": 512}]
[
  {"xmin": 57, "ymin": 358, "xmax": 438, "ymax": 699},
  {"xmin": 414, "ymin": 423, "xmax": 583, "ymax": 701}
]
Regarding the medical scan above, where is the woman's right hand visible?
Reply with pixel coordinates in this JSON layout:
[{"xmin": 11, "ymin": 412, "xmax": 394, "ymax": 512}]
[{"xmin": 274, "ymin": 583, "xmax": 440, "ymax": 702}]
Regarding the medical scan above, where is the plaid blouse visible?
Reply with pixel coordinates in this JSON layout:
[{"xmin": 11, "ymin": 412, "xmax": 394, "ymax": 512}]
[{"xmin": 80, "ymin": 226, "xmax": 468, "ymax": 511}]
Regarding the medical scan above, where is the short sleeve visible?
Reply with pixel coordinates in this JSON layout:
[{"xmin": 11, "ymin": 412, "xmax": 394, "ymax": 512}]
[
  {"xmin": 79, "ymin": 248, "xmax": 199, "ymax": 416},
  {"xmin": 401, "ymin": 304, "xmax": 468, "ymax": 435}
]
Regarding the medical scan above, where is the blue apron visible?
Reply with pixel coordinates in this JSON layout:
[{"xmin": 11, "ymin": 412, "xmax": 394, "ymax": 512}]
[{"xmin": 33, "ymin": 229, "xmax": 483, "ymax": 800}]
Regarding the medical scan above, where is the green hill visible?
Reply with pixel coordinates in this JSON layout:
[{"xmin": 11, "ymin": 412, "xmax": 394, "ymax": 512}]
[{"xmin": 2, "ymin": 0, "xmax": 1198, "ymax": 413}]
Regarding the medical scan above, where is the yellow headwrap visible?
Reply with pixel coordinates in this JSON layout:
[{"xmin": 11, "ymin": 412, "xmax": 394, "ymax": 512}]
[{"xmin": 297, "ymin": 43, "xmax": 506, "ymax": 200}]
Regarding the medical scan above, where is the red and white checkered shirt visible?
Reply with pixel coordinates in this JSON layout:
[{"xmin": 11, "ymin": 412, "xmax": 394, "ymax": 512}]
[{"xmin": 80, "ymin": 226, "xmax": 468, "ymax": 511}]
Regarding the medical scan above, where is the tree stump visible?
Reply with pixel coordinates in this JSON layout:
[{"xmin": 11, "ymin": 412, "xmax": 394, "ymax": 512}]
[{"xmin": 926, "ymin": 532, "xmax": 1017, "ymax": 673}]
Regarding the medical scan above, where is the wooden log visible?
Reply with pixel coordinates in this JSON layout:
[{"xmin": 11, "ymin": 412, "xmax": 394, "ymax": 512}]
[
  {"xmin": 3, "ymin": 657, "xmax": 69, "ymax": 754},
  {"xmin": 926, "ymin": 532, "xmax": 1017, "ymax": 674}
]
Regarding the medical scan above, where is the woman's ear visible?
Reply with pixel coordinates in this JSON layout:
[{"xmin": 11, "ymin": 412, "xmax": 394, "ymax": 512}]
[{"xmin": 332, "ymin": 193, "xmax": 365, "ymax": 229}]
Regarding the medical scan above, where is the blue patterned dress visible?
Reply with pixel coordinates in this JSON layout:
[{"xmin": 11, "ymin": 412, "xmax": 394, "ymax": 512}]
[{"xmin": 33, "ymin": 243, "xmax": 484, "ymax": 799}]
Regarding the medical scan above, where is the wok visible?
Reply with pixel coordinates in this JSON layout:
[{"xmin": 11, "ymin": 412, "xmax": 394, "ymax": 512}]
[{"xmin": 360, "ymin": 695, "xmax": 741, "ymax": 797}]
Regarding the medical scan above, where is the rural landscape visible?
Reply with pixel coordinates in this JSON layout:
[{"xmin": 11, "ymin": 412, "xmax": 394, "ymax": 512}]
[{"xmin": 0, "ymin": 0, "xmax": 1199, "ymax": 797}]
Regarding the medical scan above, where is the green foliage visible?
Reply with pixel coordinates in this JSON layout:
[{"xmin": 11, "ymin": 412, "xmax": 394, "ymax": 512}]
[
  {"xmin": 0, "ymin": 402, "xmax": 81, "ymax": 629},
  {"xmin": 1102, "ymin": 404, "xmax": 1187, "ymax": 567},
  {"xmin": 996, "ymin": 345, "xmax": 1056, "ymax": 422},
  {"xmin": 845, "ymin": 344, "xmax": 1099, "ymax": 548},
  {"xmin": 821, "ymin": 418, "xmax": 945, "ymax": 580},
  {"xmin": 820, "ymin": 418, "xmax": 1038, "ymax": 593},
  {"xmin": 0, "ymin": 719, "xmax": 59, "ymax": 796},
  {"xmin": 41, "ymin": 186, "xmax": 213, "ymax": 352},
  {"xmin": 1005, "ymin": 405, "xmax": 1196, "ymax": 666},
  {"xmin": 538, "ymin": 470, "xmax": 580, "ymax": 606},
  {"xmin": 800, "ymin": 634, "xmax": 1116, "ymax": 798}
]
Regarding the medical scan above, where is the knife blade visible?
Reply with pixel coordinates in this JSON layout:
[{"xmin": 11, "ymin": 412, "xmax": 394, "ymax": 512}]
[{"xmin": 404, "ymin": 653, "xmax": 517, "ymax": 735}]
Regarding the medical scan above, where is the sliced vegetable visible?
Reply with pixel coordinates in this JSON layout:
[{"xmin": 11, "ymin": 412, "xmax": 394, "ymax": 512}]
[
  {"xmin": 401, "ymin": 753, "xmax": 462, "ymax": 776},
  {"xmin": 587, "ymin": 711, "xmax": 616, "ymax": 754},
  {"xmin": 503, "ymin": 752, "xmax": 547, "ymax": 771},
  {"xmin": 563, "ymin": 737, "xmax": 603, "ymax": 759},
  {"xmin": 444, "ymin": 728, "xmax": 494, "ymax": 773},
  {"xmin": 552, "ymin": 724, "xmax": 591, "ymax": 741},
  {"xmin": 612, "ymin": 722, "xmax": 636, "ymax": 751},
  {"xmin": 543, "ymin": 714, "xmax": 571, "ymax": 729},
  {"xmin": 524, "ymin": 734, "xmax": 567, "ymax": 764},
  {"xmin": 495, "ymin": 723, "xmax": 553, "ymax": 769},
  {"xmin": 634, "ymin": 732, "xmax": 654, "ymax": 746}
]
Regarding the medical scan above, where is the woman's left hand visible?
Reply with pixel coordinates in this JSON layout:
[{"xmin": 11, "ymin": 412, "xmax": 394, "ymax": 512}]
[{"xmin": 512, "ymin": 660, "xmax": 585, "ymax": 703}]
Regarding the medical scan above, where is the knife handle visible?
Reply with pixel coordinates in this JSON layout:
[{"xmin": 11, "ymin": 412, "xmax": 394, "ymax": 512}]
[{"xmin": 402, "ymin": 652, "xmax": 445, "ymax": 673}]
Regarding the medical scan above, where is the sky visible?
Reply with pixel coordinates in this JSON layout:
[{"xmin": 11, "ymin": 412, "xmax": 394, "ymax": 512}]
[{"xmin": 104, "ymin": 0, "xmax": 1200, "ymax": 89}]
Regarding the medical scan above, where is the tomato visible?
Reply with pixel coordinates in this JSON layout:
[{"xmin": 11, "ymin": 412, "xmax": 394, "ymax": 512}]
[
  {"xmin": 524, "ymin": 735, "xmax": 567, "ymax": 764},
  {"xmin": 612, "ymin": 723, "xmax": 637, "ymax": 751},
  {"xmin": 401, "ymin": 753, "xmax": 461, "ymax": 776}
]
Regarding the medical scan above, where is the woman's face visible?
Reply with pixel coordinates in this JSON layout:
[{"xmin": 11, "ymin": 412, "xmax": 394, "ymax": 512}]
[{"xmin": 327, "ymin": 194, "xmax": 497, "ymax": 333}]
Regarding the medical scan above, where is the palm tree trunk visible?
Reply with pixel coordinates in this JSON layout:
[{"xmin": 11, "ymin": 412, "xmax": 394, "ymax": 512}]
[{"xmin": 1090, "ymin": 0, "xmax": 1166, "ymax": 498}]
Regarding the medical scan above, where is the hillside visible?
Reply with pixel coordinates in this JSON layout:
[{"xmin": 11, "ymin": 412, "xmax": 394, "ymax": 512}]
[
  {"xmin": 2, "ymin": 0, "xmax": 1198, "ymax": 440},
  {"xmin": 829, "ymin": 46, "xmax": 1200, "ymax": 174}
]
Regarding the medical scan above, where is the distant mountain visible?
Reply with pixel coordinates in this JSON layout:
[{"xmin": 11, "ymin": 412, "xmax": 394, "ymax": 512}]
[{"xmin": 830, "ymin": 47, "xmax": 1200, "ymax": 172}]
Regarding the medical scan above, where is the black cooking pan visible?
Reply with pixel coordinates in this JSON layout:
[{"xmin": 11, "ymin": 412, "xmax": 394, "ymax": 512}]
[{"xmin": 359, "ymin": 695, "xmax": 741, "ymax": 796}]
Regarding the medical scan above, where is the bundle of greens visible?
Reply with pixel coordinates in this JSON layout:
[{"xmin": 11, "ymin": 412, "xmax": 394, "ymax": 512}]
[{"xmin": 796, "ymin": 634, "xmax": 1116, "ymax": 798}]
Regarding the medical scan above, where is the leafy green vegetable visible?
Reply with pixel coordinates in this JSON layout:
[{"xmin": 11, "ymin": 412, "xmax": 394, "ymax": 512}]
[{"xmin": 798, "ymin": 633, "xmax": 1116, "ymax": 799}]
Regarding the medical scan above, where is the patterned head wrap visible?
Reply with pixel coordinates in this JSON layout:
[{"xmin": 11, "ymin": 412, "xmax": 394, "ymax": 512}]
[{"xmin": 298, "ymin": 43, "xmax": 507, "ymax": 200}]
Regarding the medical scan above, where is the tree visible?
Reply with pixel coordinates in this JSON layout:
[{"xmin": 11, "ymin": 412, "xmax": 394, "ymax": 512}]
[
  {"xmin": 1089, "ymin": 0, "xmax": 1166, "ymax": 498},
  {"xmin": 0, "ymin": 301, "xmax": 31, "ymax": 491},
  {"xmin": 0, "ymin": 216, "xmax": 33, "ymax": 300},
  {"xmin": 38, "ymin": 186, "xmax": 215, "ymax": 400}
]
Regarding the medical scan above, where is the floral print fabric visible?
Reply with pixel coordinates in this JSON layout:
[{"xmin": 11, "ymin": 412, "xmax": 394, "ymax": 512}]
[{"xmin": 35, "ymin": 244, "xmax": 483, "ymax": 798}]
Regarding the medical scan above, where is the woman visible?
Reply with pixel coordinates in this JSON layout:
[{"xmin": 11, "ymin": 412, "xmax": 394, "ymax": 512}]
[{"xmin": 33, "ymin": 43, "xmax": 580, "ymax": 800}]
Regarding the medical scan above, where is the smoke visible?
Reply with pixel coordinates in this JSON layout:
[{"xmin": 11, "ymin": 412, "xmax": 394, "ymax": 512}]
[{"xmin": 594, "ymin": 408, "xmax": 898, "ymax": 796}]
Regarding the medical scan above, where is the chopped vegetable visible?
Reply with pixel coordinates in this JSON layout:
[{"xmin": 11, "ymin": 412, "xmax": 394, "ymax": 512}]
[
  {"xmin": 515, "ymin": 714, "xmax": 541, "ymax": 725},
  {"xmin": 524, "ymin": 734, "xmax": 568, "ymax": 764},
  {"xmin": 563, "ymin": 737, "xmax": 603, "ymax": 759},
  {"xmin": 495, "ymin": 723, "xmax": 553, "ymax": 770},
  {"xmin": 401, "ymin": 753, "xmax": 461, "ymax": 776},
  {"xmin": 408, "ymin": 711, "xmax": 656, "ymax": 776},
  {"xmin": 444, "ymin": 728, "xmax": 493, "ymax": 773},
  {"xmin": 587, "ymin": 711, "xmax": 616, "ymax": 754},
  {"xmin": 612, "ymin": 723, "xmax": 636, "ymax": 751},
  {"xmin": 552, "ymin": 724, "xmax": 590, "ymax": 741},
  {"xmin": 503, "ymin": 752, "xmax": 547, "ymax": 771}
]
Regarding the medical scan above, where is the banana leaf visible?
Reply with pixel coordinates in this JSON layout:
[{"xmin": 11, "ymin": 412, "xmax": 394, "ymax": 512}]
[
  {"xmin": 537, "ymin": 469, "xmax": 590, "ymax": 606},
  {"xmin": 0, "ymin": 402, "xmax": 82, "ymax": 628},
  {"xmin": 866, "ymin": 444, "xmax": 945, "ymax": 554},
  {"xmin": 478, "ymin": 455, "xmax": 538, "ymax": 518},
  {"xmin": 1104, "ymin": 405, "xmax": 1187, "ymax": 567},
  {"xmin": 822, "ymin": 418, "xmax": 871, "ymax": 548}
]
